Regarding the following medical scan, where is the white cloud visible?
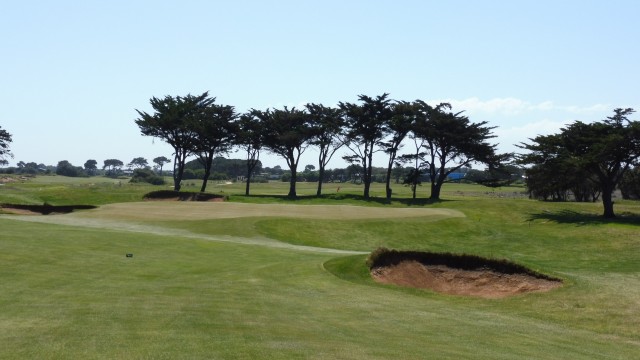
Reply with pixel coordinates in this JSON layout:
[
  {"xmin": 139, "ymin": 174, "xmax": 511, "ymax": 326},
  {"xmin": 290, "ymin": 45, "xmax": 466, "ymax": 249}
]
[
  {"xmin": 428, "ymin": 97, "xmax": 610, "ymax": 116},
  {"xmin": 496, "ymin": 119, "xmax": 569, "ymax": 139}
]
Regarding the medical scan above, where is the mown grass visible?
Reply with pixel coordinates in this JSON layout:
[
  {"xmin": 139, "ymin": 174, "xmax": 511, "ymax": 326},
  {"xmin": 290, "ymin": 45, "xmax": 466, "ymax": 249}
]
[{"xmin": 1, "ymin": 175, "xmax": 639, "ymax": 358}]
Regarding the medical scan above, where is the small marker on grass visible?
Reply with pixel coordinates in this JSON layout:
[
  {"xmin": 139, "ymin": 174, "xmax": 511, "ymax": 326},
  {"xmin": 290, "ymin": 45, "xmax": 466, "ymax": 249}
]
[{"xmin": 126, "ymin": 253, "xmax": 133, "ymax": 258}]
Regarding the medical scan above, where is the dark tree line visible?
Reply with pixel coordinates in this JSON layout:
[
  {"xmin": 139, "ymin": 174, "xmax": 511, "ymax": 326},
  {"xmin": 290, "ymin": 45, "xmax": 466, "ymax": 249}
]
[
  {"xmin": 518, "ymin": 108, "xmax": 640, "ymax": 218},
  {"xmin": 135, "ymin": 92, "xmax": 505, "ymax": 200}
]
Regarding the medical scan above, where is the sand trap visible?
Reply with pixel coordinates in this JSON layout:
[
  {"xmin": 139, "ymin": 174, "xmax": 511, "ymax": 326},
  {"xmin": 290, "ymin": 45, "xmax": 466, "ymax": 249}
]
[{"xmin": 369, "ymin": 250, "xmax": 562, "ymax": 299}]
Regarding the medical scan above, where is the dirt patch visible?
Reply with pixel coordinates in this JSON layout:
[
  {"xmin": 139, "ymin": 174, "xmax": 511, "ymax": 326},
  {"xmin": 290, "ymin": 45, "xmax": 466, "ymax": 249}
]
[{"xmin": 369, "ymin": 249, "xmax": 562, "ymax": 298}]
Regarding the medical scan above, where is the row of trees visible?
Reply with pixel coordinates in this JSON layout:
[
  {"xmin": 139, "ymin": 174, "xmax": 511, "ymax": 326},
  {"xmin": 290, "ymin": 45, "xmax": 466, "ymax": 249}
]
[
  {"xmin": 135, "ymin": 92, "xmax": 505, "ymax": 200},
  {"xmin": 0, "ymin": 157, "xmax": 172, "ymax": 178},
  {"xmin": 518, "ymin": 108, "xmax": 640, "ymax": 218}
]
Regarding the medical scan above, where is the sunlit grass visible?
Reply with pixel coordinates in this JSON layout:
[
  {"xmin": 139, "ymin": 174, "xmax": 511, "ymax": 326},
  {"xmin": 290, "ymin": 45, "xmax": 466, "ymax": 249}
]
[{"xmin": 1, "ymin": 175, "xmax": 639, "ymax": 358}]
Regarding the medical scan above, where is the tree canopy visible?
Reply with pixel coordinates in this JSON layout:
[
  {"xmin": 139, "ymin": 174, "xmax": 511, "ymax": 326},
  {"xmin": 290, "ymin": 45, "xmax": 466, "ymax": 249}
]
[
  {"xmin": 0, "ymin": 126, "xmax": 13, "ymax": 163},
  {"xmin": 519, "ymin": 108, "xmax": 640, "ymax": 218},
  {"xmin": 84, "ymin": 159, "xmax": 98, "ymax": 176},
  {"xmin": 305, "ymin": 103, "xmax": 345, "ymax": 196},
  {"xmin": 191, "ymin": 101, "xmax": 238, "ymax": 192},
  {"xmin": 340, "ymin": 94, "xmax": 393, "ymax": 199},
  {"xmin": 413, "ymin": 101, "xmax": 501, "ymax": 200},
  {"xmin": 128, "ymin": 157, "xmax": 149, "ymax": 169},
  {"xmin": 235, "ymin": 113, "xmax": 264, "ymax": 195},
  {"xmin": 255, "ymin": 106, "xmax": 313, "ymax": 198},
  {"xmin": 130, "ymin": 91, "xmax": 507, "ymax": 200},
  {"xmin": 153, "ymin": 156, "xmax": 171, "ymax": 176},
  {"xmin": 103, "ymin": 159, "xmax": 123, "ymax": 176},
  {"xmin": 135, "ymin": 92, "xmax": 213, "ymax": 191}
]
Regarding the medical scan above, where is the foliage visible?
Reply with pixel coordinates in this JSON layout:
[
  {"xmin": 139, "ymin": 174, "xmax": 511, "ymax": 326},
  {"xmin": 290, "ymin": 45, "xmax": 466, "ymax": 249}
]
[
  {"xmin": 56, "ymin": 160, "xmax": 86, "ymax": 177},
  {"xmin": 254, "ymin": 106, "xmax": 313, "ymax": 198},
  {"xmin": 129, "ymin": 168, "xmax": 165, "ymax": 185},
  {"xmin": 83, "ymin": 159, "xmax": 98, "ymax": 176},
  {"xmin": 236, "ymin": 113, "xmax": 264, "ymax": 195},
  {"xmin": 152, "ymin": 156, "xmax": 171, "ymax": 176},
  {"xmin": 0, "ymin": 126, "xmax": 13, "ymax": 162},
  {"xmin": 191, "ymin": 100, "xmax": 237, "ymax": 192},
  {"xmin": 413, "ymin": 101, "xmax": 501, "ymax": 200},
  {"xmin": 619, "ymin": 166, "xmax": 640, "ymax": 200},
  {"xmin": 465, "ymin": 163, "xmax": 524, "ymax": 188},
  {"xmin": 306, "ymin": 103, "xmax": 345, "ymax": 196},
  {"xmin": 519, "ymin": 108, "xmax": 640, "ymax": 217},
  {"xmin": 128, "ymin": 157, "xmax": 149, "ymax": 169},
  {"xmin": 102, "ymin": 158, "xmax": 124, "ymax": 177},
  {"xmin": 135, "ymin": 92, "xmax": 213, "ymax": 191},
  {"xmin": 382, "ymin": 101, "xmax": 417, "ymax": 200},
  {"xmin": 340, "ymin": 93, "xmax": 393, "ymax": 199}
]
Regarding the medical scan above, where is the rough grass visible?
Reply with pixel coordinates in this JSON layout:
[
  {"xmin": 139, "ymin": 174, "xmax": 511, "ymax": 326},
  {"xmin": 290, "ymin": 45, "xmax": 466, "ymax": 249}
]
[{"xmin": 1, "ymin": 176, "xmax": 639, "ymax": 358}]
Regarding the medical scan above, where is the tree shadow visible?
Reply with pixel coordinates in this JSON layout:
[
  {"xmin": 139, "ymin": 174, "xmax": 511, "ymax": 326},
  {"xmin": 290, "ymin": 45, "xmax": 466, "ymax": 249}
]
[
  {"xmin": 1, "ymin": 203, "xmax": 97, "ymax": 215},
  {"xmin": 240, "ymin": 193, "xmax": 453, "ymax": 206},
  {"xmin": 527, "ymin": 209, "xmax": 640, "ymax": 226}
]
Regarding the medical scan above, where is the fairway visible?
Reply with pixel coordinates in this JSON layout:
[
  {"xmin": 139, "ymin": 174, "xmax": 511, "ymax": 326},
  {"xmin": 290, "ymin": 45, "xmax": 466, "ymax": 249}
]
[{"xmin": 1, "ymin": 181, "xmax": 639, "ymax": 359}]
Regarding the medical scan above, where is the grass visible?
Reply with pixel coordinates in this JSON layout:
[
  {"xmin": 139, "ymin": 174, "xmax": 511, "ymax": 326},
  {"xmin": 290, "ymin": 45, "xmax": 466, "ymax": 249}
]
[{"xmin": 1, "ymin": 175, "xmax": 639, "ymax": 358}]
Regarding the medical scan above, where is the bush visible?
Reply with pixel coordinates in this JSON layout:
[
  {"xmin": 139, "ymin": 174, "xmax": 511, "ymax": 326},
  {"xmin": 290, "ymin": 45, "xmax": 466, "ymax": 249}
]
[{"xmin": 130, "ymin": 168, "xmax": 165, "ymax": 185}]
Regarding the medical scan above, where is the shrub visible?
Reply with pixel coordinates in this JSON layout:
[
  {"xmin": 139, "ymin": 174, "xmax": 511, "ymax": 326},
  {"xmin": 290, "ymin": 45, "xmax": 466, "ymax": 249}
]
[{"xmin": 130, "ymin": 168, "xmax": 165, "ymax": 185}]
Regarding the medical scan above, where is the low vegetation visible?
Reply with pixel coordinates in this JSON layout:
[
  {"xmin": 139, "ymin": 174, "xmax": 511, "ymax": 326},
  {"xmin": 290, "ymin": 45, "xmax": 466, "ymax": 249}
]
[{"xmin": 0, "ymin": 176, "xmax": 639, "ymax": 358}]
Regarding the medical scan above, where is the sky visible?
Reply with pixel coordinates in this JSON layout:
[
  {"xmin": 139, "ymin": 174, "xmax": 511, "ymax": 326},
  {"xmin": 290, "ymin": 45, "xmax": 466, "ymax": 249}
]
[{"xmin": 1, "ymin": 0, "xmax": 639, "ymax": 170}]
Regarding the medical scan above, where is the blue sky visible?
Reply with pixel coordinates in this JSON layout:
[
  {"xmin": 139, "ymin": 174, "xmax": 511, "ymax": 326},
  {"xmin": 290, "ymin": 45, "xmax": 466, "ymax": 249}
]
[{"xmin": 1, "ymin": 0, "xmax": 638, "ymax": 169}]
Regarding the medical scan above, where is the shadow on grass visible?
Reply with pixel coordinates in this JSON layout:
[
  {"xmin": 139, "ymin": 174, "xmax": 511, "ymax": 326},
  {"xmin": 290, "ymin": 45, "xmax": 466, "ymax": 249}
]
[
  {"xmin": 237, "ymin": 193, "xmax": 453, "ymax": 206},
  {"xmin": 528, "ymin": 209, "xmax": 640, "ymax": 226},
  {"xmin": 0, "ymin": 203, "xmax": 97, "ymax": 215}
]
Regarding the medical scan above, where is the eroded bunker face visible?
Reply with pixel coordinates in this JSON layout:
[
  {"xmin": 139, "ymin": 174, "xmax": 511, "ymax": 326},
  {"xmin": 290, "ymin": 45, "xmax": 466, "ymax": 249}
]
[{"xmin": 368, "ymin": 249, "xmax": 562, "ymax": 298}]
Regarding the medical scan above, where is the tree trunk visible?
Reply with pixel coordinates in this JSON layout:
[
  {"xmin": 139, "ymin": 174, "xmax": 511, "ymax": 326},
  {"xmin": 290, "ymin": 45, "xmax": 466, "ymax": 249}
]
[
  {"xmin": 363, "ymin": 150, "xmax": 373, "ymax": 199},
  {"xmin": 199, "ymin": 151, "xmax": 214, "ymax": 193},
  {"xmin": 316, "ymin": 166, "xmax": 325, "ymax": 197},
  {"xmin": 245, "ymin": 163, "xmax": 253, "ymax": 196},
  {"xmin": 601, "ymin": 182, "xmax": 616, "ymax": 218},
  {"xmin": 385, "ymin": 149, "xmax": 397, "ymax": 202},
  {"xmin": 363, "ymin": 173, "xmax": 371, "ymax": 199},
  {"xmin": 385, "ymin": 166, "xmax": 393, "ymax": 201},
  {"xmin": 200, "ymin": 159, "xmax": 212, "ymax": 193},
  {"xmin": 288, "ymin": 163, "xmax": 298, "ymax": 198},
  {"xmin": 430, "ymin": 181, "xmax": 441, "ymax": 200},
  {"xmin": 173, "ymin": 154, "xmax": 183, "ymax": 191}
]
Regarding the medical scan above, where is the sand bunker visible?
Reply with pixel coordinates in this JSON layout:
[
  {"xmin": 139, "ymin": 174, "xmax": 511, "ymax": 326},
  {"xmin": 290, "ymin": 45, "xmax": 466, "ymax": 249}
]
[{"xmin": 369, "ymin": 249, "xmax": 562, "ymax": 299}]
